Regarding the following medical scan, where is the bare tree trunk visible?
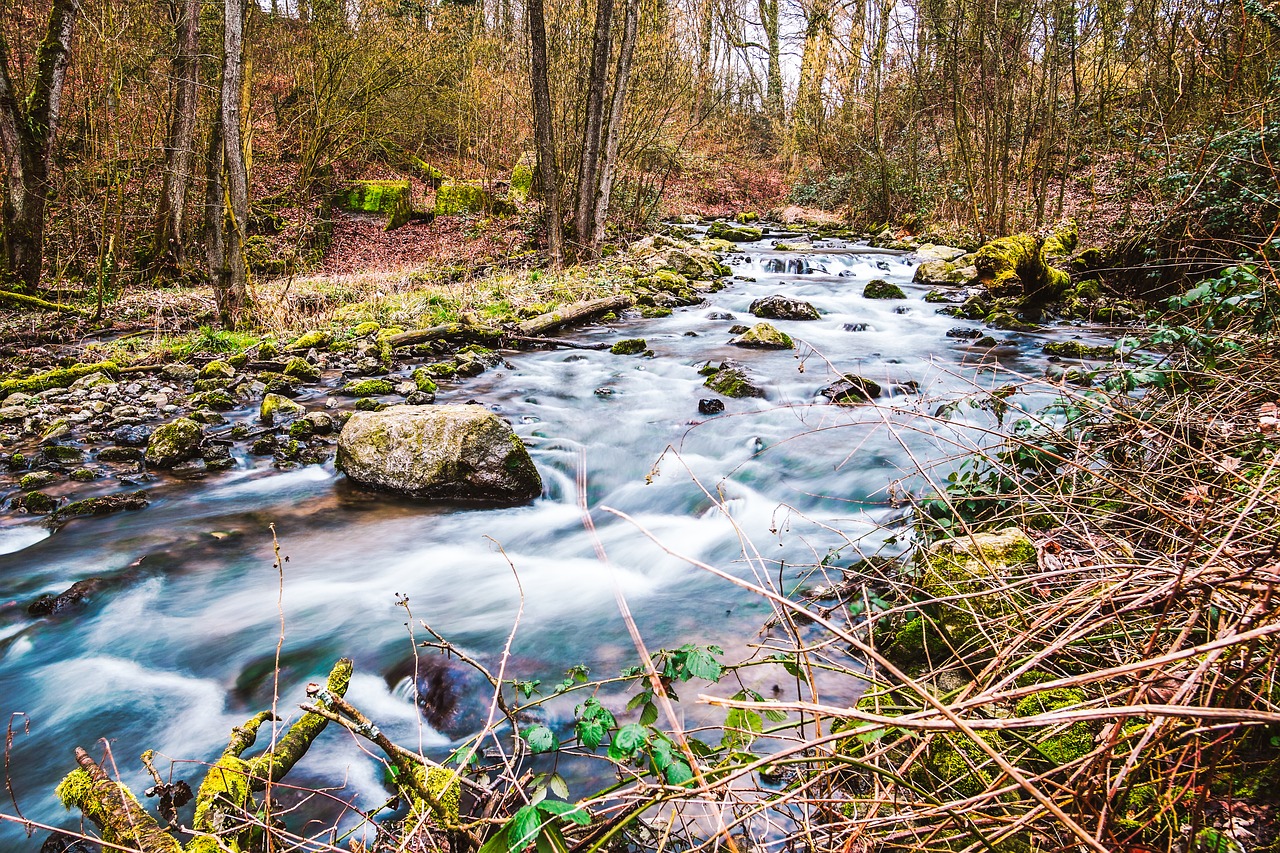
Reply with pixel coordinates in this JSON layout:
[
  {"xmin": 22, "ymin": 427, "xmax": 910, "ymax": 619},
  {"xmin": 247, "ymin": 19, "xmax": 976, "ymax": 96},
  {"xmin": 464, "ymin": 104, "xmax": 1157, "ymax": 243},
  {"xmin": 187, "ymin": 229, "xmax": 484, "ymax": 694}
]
[
  {"xmin": 574, "ymin": 0, "xmax": 615, "ymax": 251},
  {"xmin": 206, "ymin": 0, "xmax": 251, "ymax": 327},
  {"xmin": 692, "ymin": 0, "xmax": 714, "ymax": 122},
  {"xmin": 589, "ymin": 0, "xmax": 640, "ymax": 250},
  {"xmin": 527, "ymin": 0, "xmax": 564, "ymax": 267},
  {"xmin": 154, "ymin": 0, "xmax": 201, "ymax": 270},
  {"xmin": 757, "ymin": 0, "xmax": 783, "ymax": 125},
  {"xmin": 0, "ymin": 0, "xmax": 81, "ymax": 292}
]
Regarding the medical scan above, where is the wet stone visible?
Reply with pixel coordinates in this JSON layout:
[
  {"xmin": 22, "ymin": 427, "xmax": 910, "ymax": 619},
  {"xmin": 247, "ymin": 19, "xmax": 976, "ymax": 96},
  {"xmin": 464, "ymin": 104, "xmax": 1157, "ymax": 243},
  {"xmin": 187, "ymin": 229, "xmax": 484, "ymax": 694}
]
[{"xmin": 698, "ymin": 398, "xmax": 725, "ymax": 415}]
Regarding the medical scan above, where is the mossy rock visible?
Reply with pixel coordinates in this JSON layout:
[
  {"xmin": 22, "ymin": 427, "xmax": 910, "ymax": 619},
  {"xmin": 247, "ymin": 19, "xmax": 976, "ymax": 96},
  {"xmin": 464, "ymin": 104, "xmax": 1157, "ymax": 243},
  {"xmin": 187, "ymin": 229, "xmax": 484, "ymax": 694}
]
[
  {"xmin": 13, "ymin": 491, "xmax": 57, "ymax": 513},
  {"xmin": 706, "ymin": 222, "xmax": 763, "ymax": 242},
  {"xmin": 750, "ymin": 294, "xmax": 819, "ymax": 320},
  {"xmin": 145, "ymin": 418, "xmax": 204, "ymax": 468},
  {"xmin": 863, "ymin": 279, "xmax": 907, "ymax": 299},
  {"xmin": 1013, "ymin": 687, "xmax": 1096, "ymax": 768},
  {"xmin": 19, "ymin": 470, "xmax": 57, "ymax": 491},
  {"xmin": 734, "ymin": 211, "xmax": 759, "ymax": 224},
  {"xmin": 1043, "ymin": 340, "xmax": 1114, "ymax": 359},
  {"xmin": 340, "ymin": 180, "xmax": 413, "ymax": 230},
  {"xmin": 200, "ymin": 360, "xmax": 236, "ymax": 380},
  {"xmin": 434, "ymin": 182, "xmax": 494, "ymax": 216},
  {"xmin": 98, "ymin": 447, "xmax": 143, "ymax": 463},
  {"xmin": 190, "ymin": 389, "xmax": 237, "ymax": 411},
  {"xmin": 337, "ymin": 404, "xmax": 542, "ymax": 503},
  {"xmin": 411, "ymin": 368, "xmax": 439, "ymax": 394},
  {"xmin": 421, "ymin": 362, "xmax": 457, "ymax": 379},
  {"xmin": 987, "ymin": 311, "xmax": 1038, "ymax": 332},
  {"xmin": 611, "ymin": 339, "xmax": 648, "ymax": 355},
  {"xmin": 973, "ymin": 227, "xmax": 1074, "ymax": 304},
  {"xmin": 731, "ymin": 323, "xmax": 793, "ymax": 349},
  {"xmin": 909, "ymin": 731, "xmax": 1008, "ymax": 802},
  {"xmin": 260, "ymin": 393, "xmax": 304, "ymax": 425},
  {"xmin": 916, "ymin": 528, "xmax": 1037, "ymax": 654},
  {"xmin": 351, "ymin": 321, "xmax": 381, "ymax": 337},
  {"xmin": 289, "ymin": 330, "xmax": 332, "ymax": 351},
  {"xmin": 282, "ymin": 356, "xmax": 321, "ymax": 382},
  {"xmin": 1, "ymin": 361, "xmax": 119, "ymax": 397},
  {"xmin": 820, "ymin": 374, "xmax": 882, "ymax": 404},
  {"xmin": 703, "ymin": 362, "xmax": 765, "ymax": 398}
]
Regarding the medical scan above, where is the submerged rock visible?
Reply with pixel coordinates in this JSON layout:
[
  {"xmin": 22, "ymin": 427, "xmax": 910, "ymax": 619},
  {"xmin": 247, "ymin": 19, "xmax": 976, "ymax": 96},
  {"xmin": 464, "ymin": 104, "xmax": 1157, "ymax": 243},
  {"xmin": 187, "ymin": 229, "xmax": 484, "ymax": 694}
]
[
  {"xmin": 337, "ymin": 404, "xmax": 542, "ymax": 503},
  {"xmin": 749, "ymin": 295, "xmax": 819, "ymax": 321},
  {"xmin": 820, "ymin": 375, "xmax": 882, "ymax": 403}
]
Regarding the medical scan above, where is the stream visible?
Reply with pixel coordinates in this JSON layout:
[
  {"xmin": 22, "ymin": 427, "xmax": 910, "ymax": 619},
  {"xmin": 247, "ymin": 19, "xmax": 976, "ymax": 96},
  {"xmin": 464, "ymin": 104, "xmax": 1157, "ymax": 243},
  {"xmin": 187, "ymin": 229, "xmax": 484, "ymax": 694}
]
[{"xmin": 0, "ymin": 232, "xmax": 1111, "ymax": 846}]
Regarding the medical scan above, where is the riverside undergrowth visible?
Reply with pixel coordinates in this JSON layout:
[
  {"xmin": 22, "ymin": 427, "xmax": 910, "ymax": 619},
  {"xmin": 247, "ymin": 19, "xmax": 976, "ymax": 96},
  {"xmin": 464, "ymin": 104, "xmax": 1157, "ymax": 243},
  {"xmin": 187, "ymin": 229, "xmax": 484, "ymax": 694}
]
[{"xmin": 21, "ymin": 262, "xmax": 1280, "ymax": 853}]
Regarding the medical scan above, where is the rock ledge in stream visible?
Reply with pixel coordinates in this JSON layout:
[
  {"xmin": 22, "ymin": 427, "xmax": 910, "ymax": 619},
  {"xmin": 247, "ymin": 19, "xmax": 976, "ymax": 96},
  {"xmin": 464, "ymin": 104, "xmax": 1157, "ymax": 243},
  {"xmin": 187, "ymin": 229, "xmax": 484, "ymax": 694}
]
[{"xmin": 337, "ymin": 404, "xmax": 542, "ymax": 503}]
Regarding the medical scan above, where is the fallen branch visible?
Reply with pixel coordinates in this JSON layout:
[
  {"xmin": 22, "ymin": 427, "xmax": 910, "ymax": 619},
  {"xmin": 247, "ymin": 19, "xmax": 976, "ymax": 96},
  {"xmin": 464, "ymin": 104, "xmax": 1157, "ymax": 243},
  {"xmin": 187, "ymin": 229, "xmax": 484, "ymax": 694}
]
[
  {"xmin": 385, "ymin": 322, "xmax": 497, "ymax": 349},
  {"xmin": 516, "ymin": 294, "xmax": 632, "ymax": 337},
  {"xmin": 0, "ymin": 289, "xmax": 87, "ymax": 315}
]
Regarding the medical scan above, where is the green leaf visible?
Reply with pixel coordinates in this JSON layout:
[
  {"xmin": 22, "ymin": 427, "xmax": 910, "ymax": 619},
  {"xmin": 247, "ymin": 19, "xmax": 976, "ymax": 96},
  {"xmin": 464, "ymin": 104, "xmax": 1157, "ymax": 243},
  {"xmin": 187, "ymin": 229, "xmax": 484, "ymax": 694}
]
[
  {"xmin": 547, "ymin": 773, "xmax": 569, "ymax": 800},
  {"xmin": 576, "ymin": 718, "xmax": 605, "ymax": 751},
  {"xmin": 537, "ymin": 799, "xmax": 592, "ymax": 826},
  {"xmin": 509, "ymin": 805, "xmax": 543, "ymax": 851},
  {"xmin": 681, "ymin": 645, "xmax": 723, "ymax": 681},
  {"xmin": 478, "ymin": 826, "xmax": 511, "ymax": 853},
  {"xmin": 608, "ymin": 723, "xmax": 647, "ymax": 760},
  {"xmin": 638, "ymin": 701, "xmax": 659, "ymax": 727},
  {"xmin": 665, "ymin": 759, "xmax": 694, "ymax": 785},
  {"xmin": 522, "ymin": 725, "xmax": 559, "ymax": 754}
]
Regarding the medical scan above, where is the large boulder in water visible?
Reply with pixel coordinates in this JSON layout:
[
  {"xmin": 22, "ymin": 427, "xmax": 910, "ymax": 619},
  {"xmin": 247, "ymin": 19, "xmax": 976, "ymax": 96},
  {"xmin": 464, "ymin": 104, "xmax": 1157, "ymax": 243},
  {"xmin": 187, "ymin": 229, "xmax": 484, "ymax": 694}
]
[
  {"xmin": 337, "ymin": 404, "xmax": 542, "ymax": 503},
  {"xmin": 750, "ymin": 294, "xmax": 820, "ymax": 321}
]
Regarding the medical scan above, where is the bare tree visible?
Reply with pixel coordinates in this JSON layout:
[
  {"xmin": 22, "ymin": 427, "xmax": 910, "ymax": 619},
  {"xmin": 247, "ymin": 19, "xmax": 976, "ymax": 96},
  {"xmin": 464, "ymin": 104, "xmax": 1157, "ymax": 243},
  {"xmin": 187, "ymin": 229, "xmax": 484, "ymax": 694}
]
[
  {"xmin": 528, "ymin": 0, "xmax": 565, "ymax": 266},
  {"xmin": 207, "ymin": 0, "xmax": 253, "ymax": 326},
  {"xmin": 589, "ymin": 0, "xmax": 640, "ymax": 251},
  {"xmin": 0, "ymin": 0, "xmax": 82, "ymax": 292},
  {"xmin": 154, "ymin": 0, "xmax": 201, "ymax": 270}
]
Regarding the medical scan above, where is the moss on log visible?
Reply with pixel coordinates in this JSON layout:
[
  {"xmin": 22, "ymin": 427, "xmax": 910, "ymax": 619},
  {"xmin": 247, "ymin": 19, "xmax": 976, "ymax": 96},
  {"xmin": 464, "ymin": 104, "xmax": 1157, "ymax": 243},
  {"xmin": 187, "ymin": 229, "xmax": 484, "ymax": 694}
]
[{"xmin": 0, "ymin": 289, "xmax": 87, "ymax": 314}]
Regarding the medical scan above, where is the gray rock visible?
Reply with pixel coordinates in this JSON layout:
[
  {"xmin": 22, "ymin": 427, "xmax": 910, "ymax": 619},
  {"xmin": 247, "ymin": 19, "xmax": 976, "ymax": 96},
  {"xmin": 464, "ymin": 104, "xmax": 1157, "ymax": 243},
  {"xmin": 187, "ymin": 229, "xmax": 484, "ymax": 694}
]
[
  {"xmin": 145, "ymin": 418, "xmax": 204, "ymax": 468},
  {"xmin": 749, "ymin": 295, "xmax": 820, "ymax": 321},
  {"xmin": 337, "ymin": 404, "xmax": 542, "ymax": 503}
]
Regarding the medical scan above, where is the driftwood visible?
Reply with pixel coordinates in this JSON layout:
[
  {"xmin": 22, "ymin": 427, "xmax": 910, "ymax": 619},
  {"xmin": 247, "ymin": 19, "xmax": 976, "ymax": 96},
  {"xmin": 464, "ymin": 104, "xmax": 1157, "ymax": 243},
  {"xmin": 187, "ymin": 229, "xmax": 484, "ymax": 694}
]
[{"xmin": 516, "ymin": 294, "xmax": 632, "ymax": 337}]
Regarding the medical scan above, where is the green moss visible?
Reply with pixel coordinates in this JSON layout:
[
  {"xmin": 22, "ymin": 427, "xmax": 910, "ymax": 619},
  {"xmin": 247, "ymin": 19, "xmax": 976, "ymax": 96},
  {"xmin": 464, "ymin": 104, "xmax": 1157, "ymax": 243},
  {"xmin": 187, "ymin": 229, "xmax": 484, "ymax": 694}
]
[
  {"xmin": 611, "ymin": 338, "xmax": 648, "ymax": 355},
  {"xmin": 510, "ymin": 154, "xmax": 535, "ymax": 203},
  {"xmin": 201, "ymin": 359, "xmax": 236, "ymax": 379},
  {"xmin": 706, "ymin": 222, "xmax": 762, "ymax": 242},
  {"xmin": 863, "ymin": 279, "xmax": 907, "ymax": 299},
  {"xmin": 434, "ymin": 182, "xmax": 492, "ymax": 216},
  {"xmin": 704, "ymin": 364, "xmax": 763, "ymax": 398},
  {"xmin": 260, "ymin": 393, "xmax": 304, "ymax": 425},
  {"xmin": 910, "ymin": 732, "xmax": 1007, "ymax": 801},
  {"xmin": 340, "ymin": 180, "xmax": 413, "ymax": 230},
  {"xmin": 411, "ymin": 368, "xmax": 439, "ymax": 393},
  {"xmin": 732, "ymin": 322, "xmax": 793, "ymax": 349},
  {"xmin": 639, "ymin": 305, "xmax": 672, "ymax": 318},
  {"xmin": 355, "ymin": 398, "xmax": 386, "ymax": 411},
  {"xmin": 282, "ymin": 356, "xmax": 321, "ymax": 382},
  {"xmin": 735, "ymin": 211, "xmax": 759, "ymax": 224},
  {"xmin": 1, "ymin": 361, "xmax": 118, "ymax": 397},
  {"xmin": 146, "ymin": 418, "xmax": 203, "ymax": 468},
  {"xmin": 341, "ymin": 378, "xmax": 394, "ymax": 397},
  {"xmin": 351, "ymin": 321, "xmax": 381, "ymax": 337},
  {"xmin": 1013, "ymin": 687, "xmax": 1094, "ymax": 766},
  {"xmin": 190, "ymin": 389, "xmax": 237, "ymax": 411},
  {"xmin": 1073, "ymin": 279, "xmax": 1103, "ymax": 300},
  {"xmin": 421, "ymin": 361, "xmax": 457, "ymax": 378},
  {"xmin": 69, "ymin": 468, "xmax": 96, "ymax": 482},
  {"xmin": 1043, "ymin": 340, "xmax": 1114, "ymax": 359},
  {"xmin": 987, "ymin": 311, "xmax": 1038, "ymax": 332},
  {"xmin": 18, "ymin": 471, "xmax": 56, "ymax": 490},
  {"xmin": 289, "ymin": 330, "xmax": 332, "ymax": 351}
]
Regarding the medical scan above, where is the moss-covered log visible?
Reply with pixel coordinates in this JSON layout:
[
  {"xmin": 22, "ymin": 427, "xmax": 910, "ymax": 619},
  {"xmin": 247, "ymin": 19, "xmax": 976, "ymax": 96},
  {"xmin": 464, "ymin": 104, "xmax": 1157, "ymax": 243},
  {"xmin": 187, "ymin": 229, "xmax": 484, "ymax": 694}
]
[
  {"xmin": 55, "ymin": 659, "xmax": 353, "ymax": 853},
  {"xmin": 517, "ymin": 294, "xmax": 632, "ymax": 336},
  {"xmin": 972, "ymin": 223, "xmax": 1076, "ymax": 305},
  {"xmin": 1, "ymin": 361, "xmax": 119, "ymax": 396},
  {"xmin": 0, "ymin": 289, "xmax": 87, "ymax": 314}
]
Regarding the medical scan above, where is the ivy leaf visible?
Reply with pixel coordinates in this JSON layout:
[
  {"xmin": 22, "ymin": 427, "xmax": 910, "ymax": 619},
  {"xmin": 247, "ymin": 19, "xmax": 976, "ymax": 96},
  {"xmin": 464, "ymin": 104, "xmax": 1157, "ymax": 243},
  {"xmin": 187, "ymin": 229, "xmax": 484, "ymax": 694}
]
[{"xmin": 522, "ymin": 725, "xmax": 558, "ymax": 754}]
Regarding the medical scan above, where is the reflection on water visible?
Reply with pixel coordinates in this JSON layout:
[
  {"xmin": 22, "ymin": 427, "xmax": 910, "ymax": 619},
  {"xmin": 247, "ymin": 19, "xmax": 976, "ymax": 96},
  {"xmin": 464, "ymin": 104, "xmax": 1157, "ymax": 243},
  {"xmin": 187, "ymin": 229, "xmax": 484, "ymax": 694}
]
[{"xmin": 0, "ymin": 234, "xmax": 1102, "ymax": 844}]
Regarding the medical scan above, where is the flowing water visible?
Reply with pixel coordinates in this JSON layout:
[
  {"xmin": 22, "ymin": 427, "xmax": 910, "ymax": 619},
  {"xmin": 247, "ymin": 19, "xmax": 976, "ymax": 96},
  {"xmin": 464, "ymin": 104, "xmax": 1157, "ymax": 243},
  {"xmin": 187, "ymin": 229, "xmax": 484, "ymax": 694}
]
[{"xmin": 0, "ymin": 233, "xmax": 1112, "ymax": 845}]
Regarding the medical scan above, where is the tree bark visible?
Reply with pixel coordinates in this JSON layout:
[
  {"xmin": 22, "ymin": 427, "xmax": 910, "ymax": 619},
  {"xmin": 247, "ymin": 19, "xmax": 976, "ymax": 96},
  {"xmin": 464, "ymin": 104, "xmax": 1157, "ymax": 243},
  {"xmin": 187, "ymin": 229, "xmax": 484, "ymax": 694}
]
[
  {"xmin": 589, "ymin": 0, "xmax": 640, "ymax": 251},
  {"xmin": 527, "ymin": 0, "xmax": 564, "ymax": 267},
  {"xmin": 0, "ymin": 0, "xmax": 81, "ymax": 292},
  {"xmin": 517, "ymin": 294, "xmax": 632, "ymax": 336},
  {"xmin": 573, "ymin": 0, "xmax": 614, "ymax": 251},
  {"xmin": 757, "ymin": 0, "xmax": 783, "ymax": 124},
  {"xmin": 209, "ymin": 0, "xmax": 252, "ymax": 328},
  {"xmin": 154, "ymin": 0, "xmax": 201, "ymax": 270}
]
